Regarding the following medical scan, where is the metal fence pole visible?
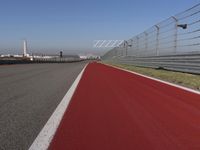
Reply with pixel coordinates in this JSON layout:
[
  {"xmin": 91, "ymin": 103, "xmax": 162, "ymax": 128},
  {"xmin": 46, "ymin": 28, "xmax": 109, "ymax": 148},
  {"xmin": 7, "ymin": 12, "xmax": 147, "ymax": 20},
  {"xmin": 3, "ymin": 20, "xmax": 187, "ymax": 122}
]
[
  {"xmin": 123, "ymin": 41, "xmax": 126, "ymax": 56},
  {"xmin": 144, "ymin": 32, "xmax": 148, "ymax": 56},
  {"xmin": 172, "ymin": 16, "xmax": 178, "ymax": 54},
  {"xmin": 121, "ymin": 44, "xmax": 123, "ymax": 56},
  {"xmin": 125, "ymin": 41, "xmax": 128, "ymax": 56},
  {"xmin": 155, "ymin": 25, "xmax": 160, "ymax": 56},
  {"xmin": 136, "ymin": 36, "xmax": 139, "ymax": 57},
  {"xmin": 130, "ymin": 39, "xmax": 133, "ymax": 56}
]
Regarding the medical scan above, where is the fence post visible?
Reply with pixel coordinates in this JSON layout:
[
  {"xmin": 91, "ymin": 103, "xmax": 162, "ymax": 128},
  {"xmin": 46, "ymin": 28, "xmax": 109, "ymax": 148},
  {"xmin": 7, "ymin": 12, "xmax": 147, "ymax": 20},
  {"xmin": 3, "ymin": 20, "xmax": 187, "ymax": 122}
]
[
  {"xmin": 124, "ymin": 41, "xmax": 128, "ymax": 56},
  {"xmin": 136, "ymin": 36, "xmax": 139, "ymax": 57},
  {"xmin": 155, "ymin": 25, "xmax": 160, "ymax": 56},
  {"xmin": 123, "ymin": 41, "xmax": 126, "ymax": 56},
  {"xmin": 130, "ymin": 39, "xmax": 133, "ymax": 56},
  {"xmin": 144, "ymin": 32, "xmax": 148, "ymax": 56},
  {"xmin": 171, "ymin": 16, "xmax": 178, "ymax": 54},
  {"xmin": 121, "ymin": 44, "xmax": 123, "ymax": 56}
]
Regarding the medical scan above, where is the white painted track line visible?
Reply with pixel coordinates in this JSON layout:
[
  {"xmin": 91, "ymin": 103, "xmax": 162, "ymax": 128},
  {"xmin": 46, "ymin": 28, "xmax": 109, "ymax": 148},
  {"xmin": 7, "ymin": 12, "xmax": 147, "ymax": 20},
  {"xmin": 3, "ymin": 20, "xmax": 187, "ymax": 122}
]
[
  {"xmin": 29, "ymin": 64, "xmax": 87, "ymax": 150},
  {"xmin": 105, "ymin": 63, "xmax": 200, "ymax": 95}
]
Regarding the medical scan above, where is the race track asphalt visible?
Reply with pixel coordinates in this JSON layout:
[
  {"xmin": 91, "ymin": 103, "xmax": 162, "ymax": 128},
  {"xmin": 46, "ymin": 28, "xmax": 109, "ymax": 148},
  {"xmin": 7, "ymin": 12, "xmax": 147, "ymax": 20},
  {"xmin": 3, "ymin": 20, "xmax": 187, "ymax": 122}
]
[{"xmin": 0, "ymin": 61, "xmax": 87, "ymax": 150}]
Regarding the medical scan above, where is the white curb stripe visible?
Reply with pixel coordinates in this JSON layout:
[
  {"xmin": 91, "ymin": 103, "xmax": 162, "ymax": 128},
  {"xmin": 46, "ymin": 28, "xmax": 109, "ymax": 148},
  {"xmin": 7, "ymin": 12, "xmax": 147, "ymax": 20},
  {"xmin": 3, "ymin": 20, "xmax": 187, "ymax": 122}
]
[
  {"xmin": 105, "ymin": 64, "xmax": 200, "ymax": 95},
  {"xmin": 29, "ymin": 64, "xmax": 87, "ymax": 150}
]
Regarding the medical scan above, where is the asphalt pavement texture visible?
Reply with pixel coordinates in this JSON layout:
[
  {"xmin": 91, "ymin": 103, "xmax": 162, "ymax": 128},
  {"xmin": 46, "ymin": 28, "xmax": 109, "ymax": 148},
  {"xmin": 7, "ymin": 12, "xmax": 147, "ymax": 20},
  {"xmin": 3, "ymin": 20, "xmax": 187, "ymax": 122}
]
[{"xmin": 0, "ymin": 61, "xmax": 87, "ymax": 150}]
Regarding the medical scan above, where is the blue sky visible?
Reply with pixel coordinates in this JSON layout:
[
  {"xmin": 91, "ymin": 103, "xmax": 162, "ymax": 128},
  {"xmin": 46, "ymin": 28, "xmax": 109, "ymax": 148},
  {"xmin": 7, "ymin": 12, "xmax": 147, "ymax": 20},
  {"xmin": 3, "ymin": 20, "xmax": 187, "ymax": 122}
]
[{"xmin": 0, "ymin": 0, "xmax": 199, "ymax": 55}]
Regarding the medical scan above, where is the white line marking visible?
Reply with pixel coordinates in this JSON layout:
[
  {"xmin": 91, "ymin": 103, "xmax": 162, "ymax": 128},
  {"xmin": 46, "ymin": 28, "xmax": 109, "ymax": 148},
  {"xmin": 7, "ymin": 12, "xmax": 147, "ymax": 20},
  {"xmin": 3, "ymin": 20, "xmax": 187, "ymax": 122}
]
[
  {"xmin": 29, "ymin": 64, "xmax": 87, "ymax": 150},
  {"xmin": 105, "ymin": 64, "xmax": 200, "ymax": 95}
]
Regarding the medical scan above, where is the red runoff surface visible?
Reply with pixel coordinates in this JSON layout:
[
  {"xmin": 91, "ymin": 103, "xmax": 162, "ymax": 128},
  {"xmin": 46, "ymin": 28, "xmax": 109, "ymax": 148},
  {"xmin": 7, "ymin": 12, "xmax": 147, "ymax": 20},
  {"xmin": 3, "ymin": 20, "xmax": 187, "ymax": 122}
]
[{"xmin": 49, "ymin": 62, "xmax": 200, "ymax": 150}]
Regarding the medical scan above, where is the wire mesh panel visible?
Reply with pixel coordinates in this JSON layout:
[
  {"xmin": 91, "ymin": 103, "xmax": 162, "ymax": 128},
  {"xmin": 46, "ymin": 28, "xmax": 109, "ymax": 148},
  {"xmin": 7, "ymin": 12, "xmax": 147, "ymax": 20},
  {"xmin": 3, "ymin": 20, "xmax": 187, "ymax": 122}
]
[{"xmin": 103, "ymin": 3, "xmax": 200, "ymax": 59}]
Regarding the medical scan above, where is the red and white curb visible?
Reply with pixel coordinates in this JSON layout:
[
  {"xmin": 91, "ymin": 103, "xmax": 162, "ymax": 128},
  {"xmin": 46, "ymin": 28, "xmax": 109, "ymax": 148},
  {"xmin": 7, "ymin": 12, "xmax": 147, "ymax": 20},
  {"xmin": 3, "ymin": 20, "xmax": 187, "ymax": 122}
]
[{"xmin": 29, "ymin": 65, "xmax": 87, "ymax": 150}]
